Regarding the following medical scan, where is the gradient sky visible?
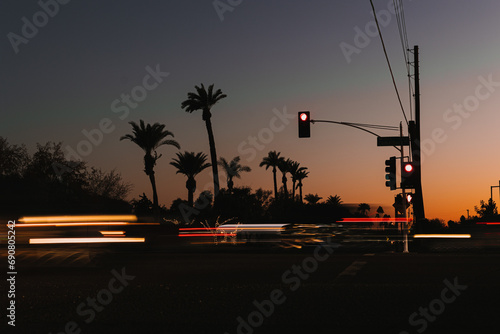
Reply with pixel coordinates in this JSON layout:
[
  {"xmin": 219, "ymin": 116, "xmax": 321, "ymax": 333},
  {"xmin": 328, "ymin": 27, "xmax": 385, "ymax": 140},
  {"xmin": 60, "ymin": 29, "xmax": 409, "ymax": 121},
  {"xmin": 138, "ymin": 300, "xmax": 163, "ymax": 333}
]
[{"xmin": 2, "ymin": 0, "xmax": 500, "ymax": 222}]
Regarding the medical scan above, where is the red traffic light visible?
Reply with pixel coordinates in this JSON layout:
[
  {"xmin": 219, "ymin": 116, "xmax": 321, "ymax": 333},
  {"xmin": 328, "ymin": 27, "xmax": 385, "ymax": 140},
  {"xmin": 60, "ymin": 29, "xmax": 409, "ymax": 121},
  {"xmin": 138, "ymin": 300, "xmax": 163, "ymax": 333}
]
[
  {"xmin": 403, "ymin": 163, "xmax": 413, "ymax": 173},
  {"xmin": 298, "ymin": 111, "xmax": 310, "ymax": 138},
  {"xmin": 401, "ymin": 162, "xmax": 416, "ymax": 189}
]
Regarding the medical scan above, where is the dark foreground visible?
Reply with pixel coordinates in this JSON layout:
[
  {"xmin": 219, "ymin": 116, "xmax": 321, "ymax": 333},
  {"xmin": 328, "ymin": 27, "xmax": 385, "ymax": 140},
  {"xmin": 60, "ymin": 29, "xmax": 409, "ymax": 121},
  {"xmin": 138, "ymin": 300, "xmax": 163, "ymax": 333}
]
[{"xmin": 3, "ymin": 242, "xmax": 500, "ymax": 334}]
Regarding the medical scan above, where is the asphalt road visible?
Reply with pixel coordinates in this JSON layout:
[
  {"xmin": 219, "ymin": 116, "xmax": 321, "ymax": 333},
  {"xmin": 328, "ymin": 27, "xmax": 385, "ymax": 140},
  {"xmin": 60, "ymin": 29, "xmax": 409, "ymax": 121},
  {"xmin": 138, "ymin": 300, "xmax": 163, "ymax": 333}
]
[{"xmin": 3, "ymin": 244, "xmax": 500, "ymax": 334}]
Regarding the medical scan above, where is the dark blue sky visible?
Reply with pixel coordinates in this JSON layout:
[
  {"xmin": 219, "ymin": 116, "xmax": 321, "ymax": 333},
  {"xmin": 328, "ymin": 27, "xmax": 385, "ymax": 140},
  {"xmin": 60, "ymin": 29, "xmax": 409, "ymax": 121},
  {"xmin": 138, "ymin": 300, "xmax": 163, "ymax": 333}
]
[{"xmin": 2, "ymin": 0, "xmax": 500, "ymax": 220}]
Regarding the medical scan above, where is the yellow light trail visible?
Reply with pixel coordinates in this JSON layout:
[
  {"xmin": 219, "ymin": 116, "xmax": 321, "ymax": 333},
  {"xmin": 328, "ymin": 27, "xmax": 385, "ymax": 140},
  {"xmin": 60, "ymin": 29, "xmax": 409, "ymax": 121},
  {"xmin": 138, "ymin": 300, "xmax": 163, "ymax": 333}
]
[
  {"xmin": 99, "ymin": 231, "xmax": 126, "ymax": 236},
  {"xmin": 413, "ymin": 234, "xmax": 471, "ymax": 239},
  {"xmin": 17, "ymin": 222, "xmax": 131, "ymax": 227},
  {"xmin": 29, "ymin": 237, "xmax": 145, "ymax": 244},
  {"xmin": 18, "ymin": 215, "xmax": 138, "ymax": 223}
]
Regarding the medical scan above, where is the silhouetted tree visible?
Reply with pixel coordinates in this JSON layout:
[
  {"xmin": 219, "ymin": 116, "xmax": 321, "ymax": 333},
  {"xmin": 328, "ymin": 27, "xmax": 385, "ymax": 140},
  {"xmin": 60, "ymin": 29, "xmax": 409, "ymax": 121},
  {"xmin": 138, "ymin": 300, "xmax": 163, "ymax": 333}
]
[
  {"xmin": 475, "ymin": 198, "xmax": 498, "ymax": 218},
  {"xmin": 181, "ymin": 84, "xmax": 227, "ymax": 201},
  {"xmin": 259, "ymin": 151, "xmax": 284, "ymax": 199},
  {"xmin": 195, "ymin": 190, "xmax": 213, "ymax": 209},
  {"xmin": 24, "ymin": 141, "xmax": 88, "ymax": 191},
  {"xmin": 277, "ymin": 158, "xmax": 293, "ymax": 199},
  {"xmin": 170, "ymin": 151, "xmax": 211, "ymax": 206},
  {"xmin": 326, "ymin": 195, "xmax": 343, "ymax": 207},
  {"xmin": 375, "ymin": 206, "xmax": 384, "ymax": 218},
  {"xmin": 288, "ymin": 161, "xmax": 307, "ymax": 201},
  {"xmin": 357, "ymin": 203, "xmax": 371, "ymax": 217},
  {"xmin": 1, "ymin": 139, "xmax": 132, "ymax": 215},
  {"xmin": 84, "ymin": 167, "xmax": 132, "ymax": 200},
  {"xmin": 131, "ymin": 193, "xmax": 154, "ymax": 215},
  {"xmin": 218, "ymin": 156, "xmax": 251, "ymax": 193},
  {"xmin": 412, "ymin": 218, "xmax": 447, "ymax": 233},
  {"xmin": 304, "ymin": 193, "xmax": 322, "ymax": 205},
  {"xmin": 214, "ymin": 187, "xmax": 270, "ymax": 224},
  {"xmin": 0, "ymin": 137, "xmax": 29, "ymax": 176},
  {"xmin": 295, "ymin": 169, "xmax": 309, "ymax": 203},
  {"xmin": 120, "ymin": 120, "xmax": 180, "ymax": 210}
]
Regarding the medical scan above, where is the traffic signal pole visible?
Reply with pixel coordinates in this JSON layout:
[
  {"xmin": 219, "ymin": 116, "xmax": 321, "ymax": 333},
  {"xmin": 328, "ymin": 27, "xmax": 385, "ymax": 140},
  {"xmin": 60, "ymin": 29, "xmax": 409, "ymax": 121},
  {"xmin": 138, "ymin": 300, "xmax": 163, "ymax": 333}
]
[
  {"xmin": 411, "ymin": 45, "xmax": 425, "ymax": 224},
  {"xmin": 400, "ymin": 122, "xmax": 409, "ymax": 253}
]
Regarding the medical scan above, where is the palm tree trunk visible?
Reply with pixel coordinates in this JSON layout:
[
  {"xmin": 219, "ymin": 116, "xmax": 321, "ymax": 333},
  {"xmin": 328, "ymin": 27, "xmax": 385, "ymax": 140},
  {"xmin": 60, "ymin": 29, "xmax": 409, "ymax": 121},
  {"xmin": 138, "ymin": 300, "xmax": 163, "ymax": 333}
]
[
  {"xmin": 282, "ymin": 174, "xmax": 288, "ymax": 199},
  {"xmin": 187, "ymin": 178, "xmax": 196, "ymax": 207},
  {"xmin": 299, "ymin": 184, "xmax": 303, "ymax": 203},
  {"xmin": 292, "ymin": 180, "xmax": 296, "ymax": 201},
  {"xmin": 149, "ymin": 172, "xmax": 159, "ymax": 209},
  {"xmin": 188, "ymin": 189, "xmax": 194, "ymax": 207},
  {"xmin": 203, "ymin": 114, "xmax": 220, "ymax": 200},
  {"xmin": 272, "ymin": 167, "xmax": 278, "ymax": 198}
]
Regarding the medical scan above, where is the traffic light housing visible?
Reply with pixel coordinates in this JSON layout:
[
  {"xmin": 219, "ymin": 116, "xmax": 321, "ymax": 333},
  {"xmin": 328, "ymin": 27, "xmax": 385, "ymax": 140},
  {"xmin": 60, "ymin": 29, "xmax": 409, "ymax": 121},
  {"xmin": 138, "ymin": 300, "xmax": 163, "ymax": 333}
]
[
  {"xmin": 401, "ymin": 162, "xmax": 417, "ymax": 189},
  {"xmin": 385, "ymin": 157, "xmax": 396, "ymax": 190},
  {"xmin": 298, "ymin": 111, "xmax": 310, "ymax": 138},
  {"xmin": 393, "ymin": 193, "xmax": 410, "ymax": 214}
]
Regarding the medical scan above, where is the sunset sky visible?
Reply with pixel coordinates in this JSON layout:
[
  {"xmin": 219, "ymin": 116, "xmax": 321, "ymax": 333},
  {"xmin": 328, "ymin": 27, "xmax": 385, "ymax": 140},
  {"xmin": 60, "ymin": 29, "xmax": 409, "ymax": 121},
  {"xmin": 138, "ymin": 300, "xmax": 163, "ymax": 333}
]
[{"xmin": 2, "ymin": 0, "xmax": 500, "ymax": 222}]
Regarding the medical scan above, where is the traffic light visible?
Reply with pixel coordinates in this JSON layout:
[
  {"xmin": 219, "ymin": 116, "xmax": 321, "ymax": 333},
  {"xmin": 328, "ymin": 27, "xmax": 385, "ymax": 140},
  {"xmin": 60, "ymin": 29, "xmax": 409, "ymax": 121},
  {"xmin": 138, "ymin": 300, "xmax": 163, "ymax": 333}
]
[
  {"xmin": 385, "ymin": 157, "xmax": 396, "ymax": 190},
  {"xmin": 405, "ymin": 193, "xmax": 413, "ymax": 205},
  {"xmin": 401, "ymin": 162, "xmax": 416, "ymax": 189},
  {"xmin": 393, "ymin": 194, "xmax": 406, "ymax": 214},
  {"xmin": 298, "ymin": 111, "xmax": 310, "ymax": 138}
]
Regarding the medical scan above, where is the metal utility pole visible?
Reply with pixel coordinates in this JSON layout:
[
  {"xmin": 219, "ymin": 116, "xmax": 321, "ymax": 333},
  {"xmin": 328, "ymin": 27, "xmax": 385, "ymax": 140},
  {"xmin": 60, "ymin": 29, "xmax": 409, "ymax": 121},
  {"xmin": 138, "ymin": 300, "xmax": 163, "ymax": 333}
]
[
  {"xmin": 400, "ymin": 122, "xmax": 409, "ymax": 253},
  {"xmin": 410, "ymin": 45, "xmax": 425, "ymax": 224},
  {"xmin": 490, "ymin": 181, "xmax": 500, "ymax": 203}
]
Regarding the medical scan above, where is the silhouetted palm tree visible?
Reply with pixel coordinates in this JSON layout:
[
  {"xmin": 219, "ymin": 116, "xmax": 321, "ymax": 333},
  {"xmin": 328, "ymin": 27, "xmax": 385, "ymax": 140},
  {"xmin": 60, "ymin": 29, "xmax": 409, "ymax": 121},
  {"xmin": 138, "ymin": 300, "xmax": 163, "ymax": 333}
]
[
  {"xmin": 259, "ymin": 151, "xmax": 284, "ymax": 199},
  {"xmin": 288, "ymin": 161, "xmax": 307, "ymax": 201},
  {"xmin": 375, "ymin": 206, "xmax": 384, "ymax": 218},
  {"xmin": 277, "ymin": 158, "xmax": 293, "ymax": 199},
  {"xmin": 120, "ymin": 120, "xmax": 180, "ymax": 210},
  {"xmin": 304, "ymin": 193, "xmax": 322, "ymax": 205},
  {"xmin": 357, "ymin": 203, "xmax": 371, "ymax": 217},
  {"xmin": 170, "ymin": 151, "xmax": 211, "ymax": 206},
  {"xmin": 326, "ymin": 195, "xmax": 343, "ymax": 207},
  {"xmin": 218, "ymin": 156, "xmax": 251, "ymax": 193},
  {"xmin": 295, "ymin": 169, "xmax": 309, "ymax": 203},
  {"xmin": 181, "ymin": 84, "xmax": 227, "ymax": 200}
]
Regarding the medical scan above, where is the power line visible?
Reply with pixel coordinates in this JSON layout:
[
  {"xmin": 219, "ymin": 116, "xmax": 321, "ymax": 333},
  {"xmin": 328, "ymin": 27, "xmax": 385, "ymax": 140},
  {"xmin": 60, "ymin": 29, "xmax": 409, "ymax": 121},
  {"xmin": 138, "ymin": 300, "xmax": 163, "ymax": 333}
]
[
  {"xmin": 393, "ymin": 0, "xmax": 414, "ymax": 120},
  {"xmin": 369, "ymin": 0, "xmax": 408, "ymax": 125}
]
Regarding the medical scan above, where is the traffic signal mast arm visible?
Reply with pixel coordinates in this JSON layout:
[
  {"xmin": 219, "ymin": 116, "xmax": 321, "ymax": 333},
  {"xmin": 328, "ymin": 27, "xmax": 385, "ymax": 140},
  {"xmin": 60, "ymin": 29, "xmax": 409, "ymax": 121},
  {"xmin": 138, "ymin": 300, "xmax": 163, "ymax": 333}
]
[{"xmin": 310, "ymin": 119, "xmax": 401, "ymax": 152}]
